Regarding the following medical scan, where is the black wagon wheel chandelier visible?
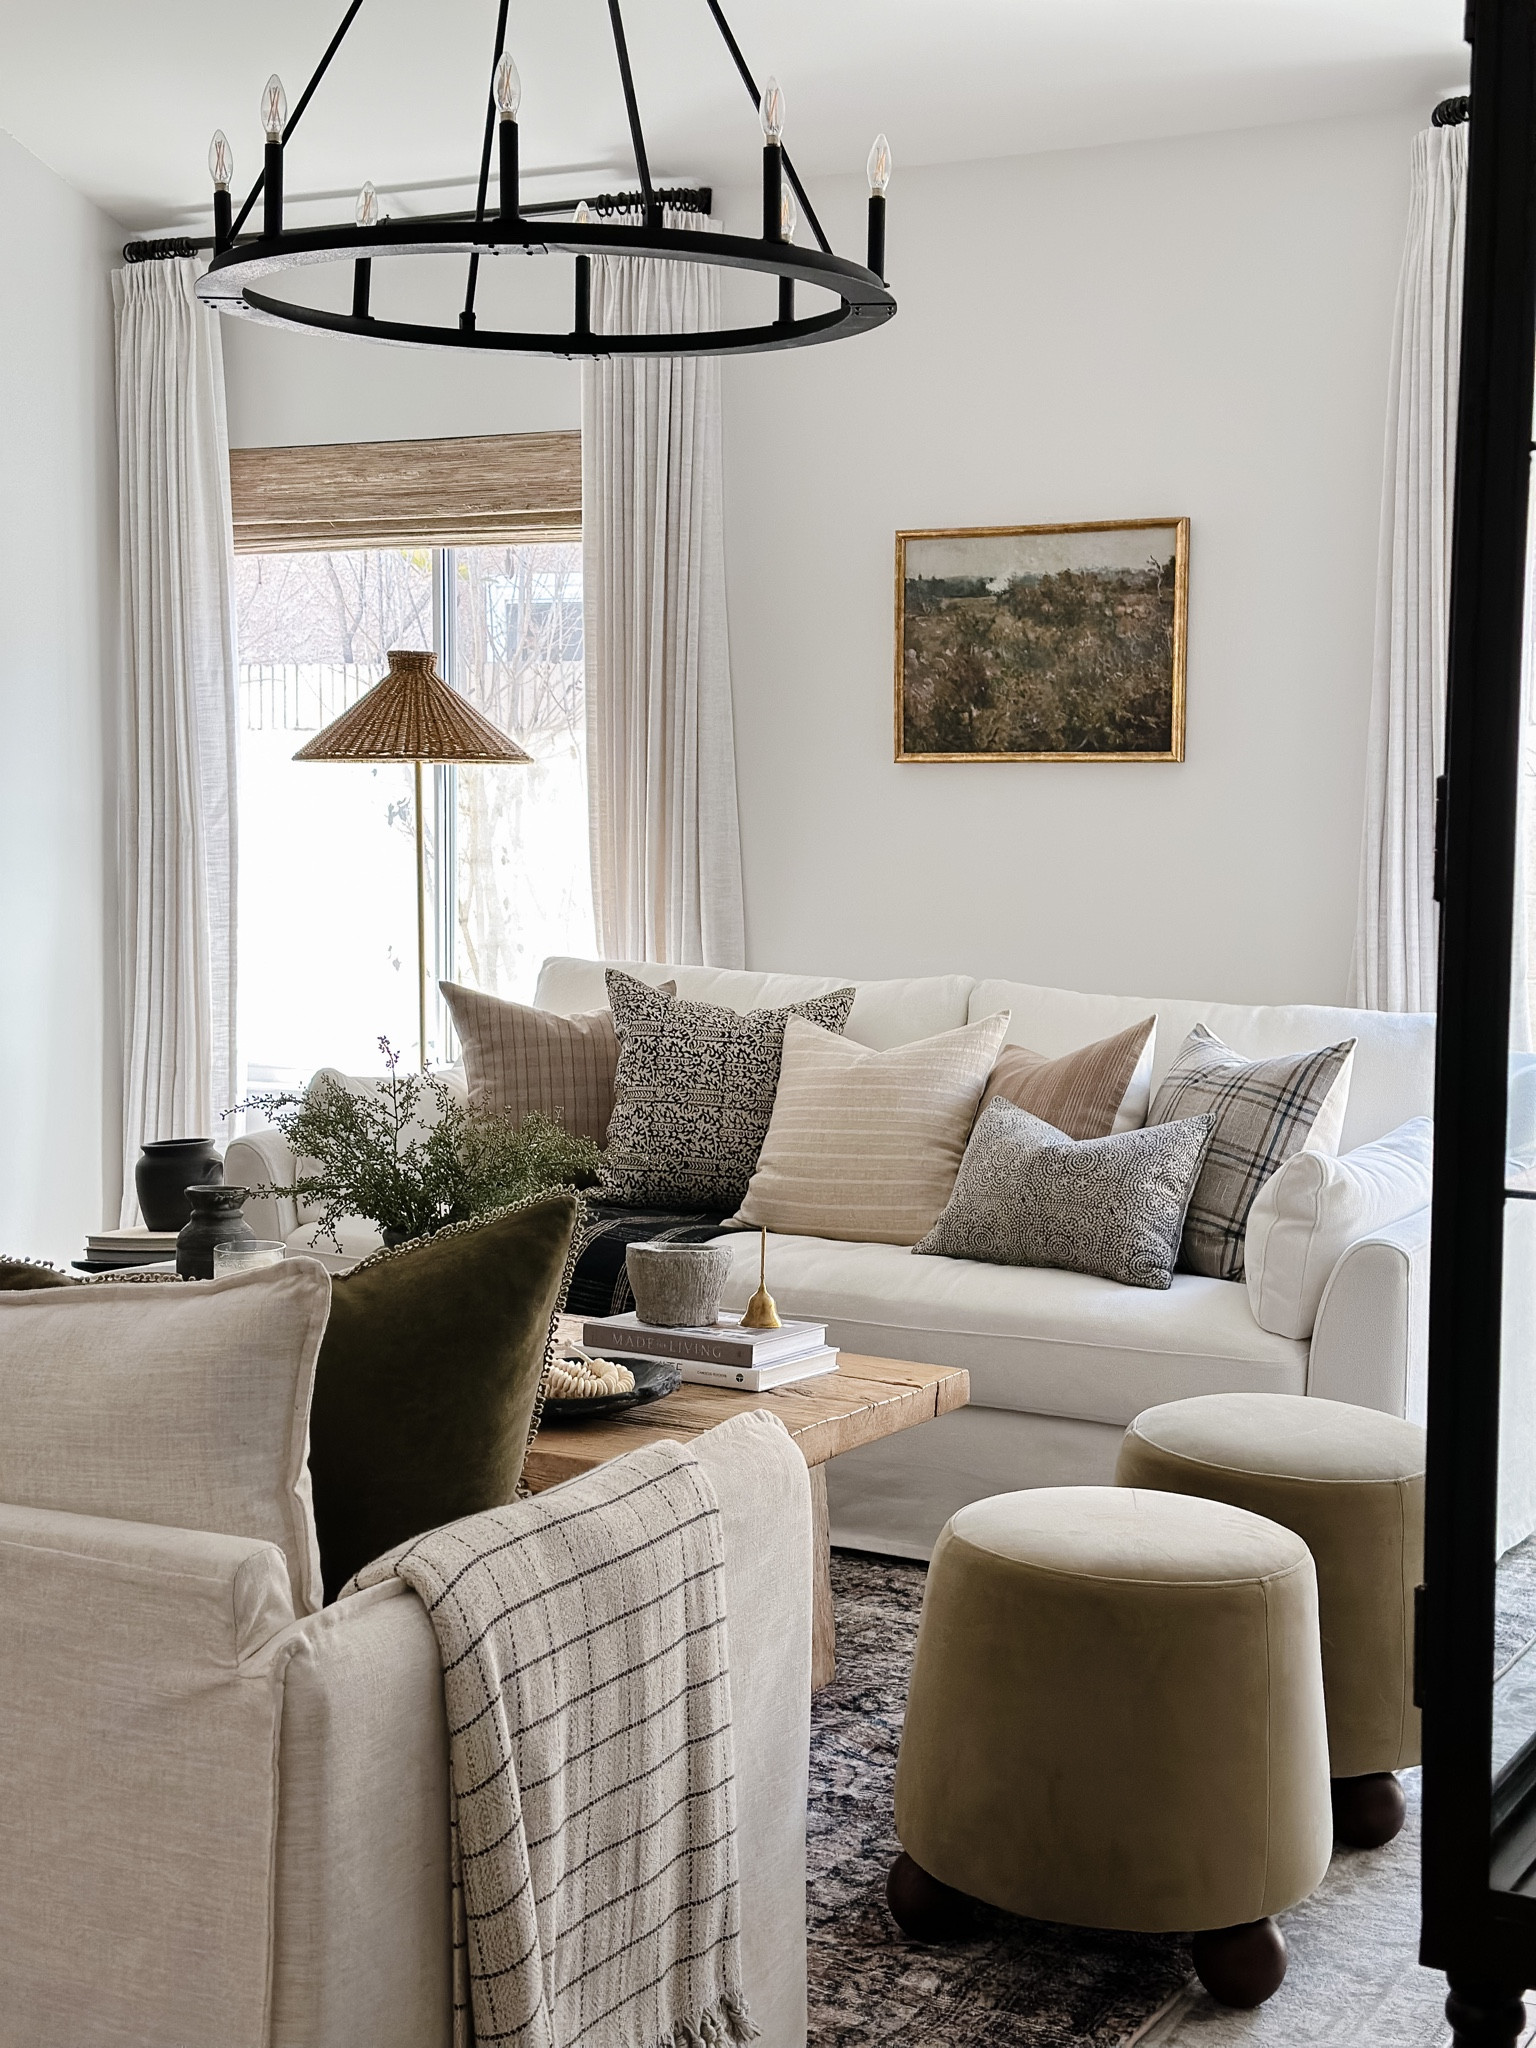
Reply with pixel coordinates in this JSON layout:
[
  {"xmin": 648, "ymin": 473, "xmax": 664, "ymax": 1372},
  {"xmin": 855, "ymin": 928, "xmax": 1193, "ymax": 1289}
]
[{"xmin": 193, "ymin": 0, "xmax": 896, "ymax": 359}]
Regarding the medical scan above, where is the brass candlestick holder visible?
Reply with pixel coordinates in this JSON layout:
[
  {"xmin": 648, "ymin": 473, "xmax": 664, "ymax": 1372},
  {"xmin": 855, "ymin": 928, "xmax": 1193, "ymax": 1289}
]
[{"xmin": 740, "ymin": 1226, "xmax": 781, "ymax": 1330}]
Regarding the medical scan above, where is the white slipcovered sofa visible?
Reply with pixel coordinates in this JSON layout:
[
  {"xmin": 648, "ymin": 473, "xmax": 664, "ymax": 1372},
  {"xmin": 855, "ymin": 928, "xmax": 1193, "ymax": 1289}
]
[{"xmin": 232, "ymin": 957, "xmax": 1435, "ymax": 1559}]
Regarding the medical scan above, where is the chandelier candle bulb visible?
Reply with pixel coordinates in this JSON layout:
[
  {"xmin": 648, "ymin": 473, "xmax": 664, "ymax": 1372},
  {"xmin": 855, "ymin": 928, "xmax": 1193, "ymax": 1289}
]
[
  {"xmin": 495, "ymin": 55, "xmax": 521, "ymax": 229},
  {"xmin": 261, "ymin": 74, "xmax": 287, "ymax": 238},
  {"xmin": 209, "ymin": 130, "xmax": 233, "ymax": 248},
  {"xmin": 493, "ymin": 51, "xmax": 522, "ymax": 119},
  {"xmin": 760, "ymin": 76, "xmax": 785, "ymax": 243},
  {"xmin": 867, "ymin": 133, "xmax": 891, "ymax": 277}
]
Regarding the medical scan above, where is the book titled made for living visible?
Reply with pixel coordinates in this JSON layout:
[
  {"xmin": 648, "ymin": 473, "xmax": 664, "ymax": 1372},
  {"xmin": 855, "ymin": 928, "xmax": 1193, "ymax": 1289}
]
[{"xmin": 579, "ymin": 1310, "xmax": 828, "ymax": 1371}]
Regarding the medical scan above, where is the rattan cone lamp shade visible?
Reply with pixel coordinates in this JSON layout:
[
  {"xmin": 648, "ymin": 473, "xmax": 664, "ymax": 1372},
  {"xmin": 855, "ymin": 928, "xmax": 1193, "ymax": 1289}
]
[
  {"xmin": 293, "ymin": 649, "xmax": 532, "ymax": 766},
  {"xmin": 295, "ymin": 650, "xmax": 532, "ymax": 1067}
]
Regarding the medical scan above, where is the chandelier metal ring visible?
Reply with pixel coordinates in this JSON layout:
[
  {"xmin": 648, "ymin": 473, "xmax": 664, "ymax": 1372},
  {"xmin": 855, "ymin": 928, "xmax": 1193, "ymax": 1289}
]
[
  {"xmin": 198, "ymin": 217, "xmax": 894, "ymax": 357},
  {"xmin": 192, "ymin": 0, "xmax": 896, "ymax": 358}
]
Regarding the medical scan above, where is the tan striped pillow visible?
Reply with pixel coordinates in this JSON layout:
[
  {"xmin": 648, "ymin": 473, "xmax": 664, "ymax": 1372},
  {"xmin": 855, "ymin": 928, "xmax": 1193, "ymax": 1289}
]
[
  {"xmin": 985, "ymin": 1016, "xmax": 1156, "ymax": 1141},
  {"xmin": 731, "ymin": 1011, "xmax": 1011, "ymax": 1245},
  {"xmin": 440, "ymin": 982, "xmax": 671, "ymax": 1143}
]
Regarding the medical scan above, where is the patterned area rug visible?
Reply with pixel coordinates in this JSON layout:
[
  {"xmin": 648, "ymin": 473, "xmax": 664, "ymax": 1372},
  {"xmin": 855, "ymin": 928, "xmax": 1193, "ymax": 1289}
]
[
  {"xmin": 811, "ymin": 1539, "xmax": 1536, "ymax": 2048},
  {"xmin": 808, "ymin": 1554, "xmax": 1194, "ymax": 2048}
]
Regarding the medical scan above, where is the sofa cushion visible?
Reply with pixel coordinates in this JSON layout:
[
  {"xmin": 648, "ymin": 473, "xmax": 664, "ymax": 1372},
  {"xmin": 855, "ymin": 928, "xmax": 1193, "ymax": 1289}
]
[
  {"xmin": 985, "ymin": 1016, "xmax": 1157, "ymax": 1139},
  {"xmin": 1150, "ymin": 1024, "xmax": 1356, "ymax": 1282},
  {"xmin": 442, "ymin": 982, "xmax": 622, "ymax": 1141},
  {"xmin": 916, "ymin": 1099, "xmax": 1215, "ymax": 1290},
  {"xmin": 1245, "ymin": 1116, "xmax": 1434, "ymax": 1340},
  {"xmin": 533, "ymin": 956, "xmax": 975, "ymax": 1050},
  {"xmin": 599, "ymin": 972, "xmax": 857, "ymax": 1212},
  {"xmin": 0, "ymin": 1261, "xmax": 329, "ymax": 1612},
  {"xmin": 710, "ymin": 1230, "xmax": 1308, "ymax": 1427},
  {"xmin": 970, "ymin": 979, "xmax": 1433, "ymax": 1151},
  {"xmin": 441, "ymin": 980, "xmax": 681, "ymax": 1143},
  {"xmin": 734, "ymin": 1012, "xmax": 1011, "ymax": 1246},
  {"xmin": 309, "ymin": 1193, "xmax": 581, "ymax": 1601}
]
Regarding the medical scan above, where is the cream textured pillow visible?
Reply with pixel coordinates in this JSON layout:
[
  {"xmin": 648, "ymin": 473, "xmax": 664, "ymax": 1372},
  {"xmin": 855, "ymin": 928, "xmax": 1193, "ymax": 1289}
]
[
  {"xmin": 0, "ymin": 1260, "xmax": 330, "ymax": 1612},
  {"xmin": 1244, "ymin": 1116, "xmax": 1433, "ymax": 1339},
  {"xmin": 732, "ymin": 1011, "xmax": 1011, "ymax": 1245},
  {"xmin": 985, "ymin": 1016, "xmax": 1156, "ymax": 1140}
]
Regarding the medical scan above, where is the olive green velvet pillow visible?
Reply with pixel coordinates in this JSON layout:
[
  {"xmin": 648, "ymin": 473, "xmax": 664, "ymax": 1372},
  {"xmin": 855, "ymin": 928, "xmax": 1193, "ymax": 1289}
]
[
  {"xmin": 310, "ymin": 1191, "xmax": 582, "ymax": 1600},
  {"xmin": 0, "ymin": 1261, "xmax": 76, "ymax": 1290}
]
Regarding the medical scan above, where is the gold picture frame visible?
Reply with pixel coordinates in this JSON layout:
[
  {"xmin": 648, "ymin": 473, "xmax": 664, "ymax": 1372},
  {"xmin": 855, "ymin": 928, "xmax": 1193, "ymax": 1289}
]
[{"xmin": 894, "ymin": 517, "xmax": 1189, "ymax": 763}]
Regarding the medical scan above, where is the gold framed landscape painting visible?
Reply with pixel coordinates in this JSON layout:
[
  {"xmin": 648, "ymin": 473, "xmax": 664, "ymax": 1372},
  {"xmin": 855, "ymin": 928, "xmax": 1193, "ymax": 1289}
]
[{"xmin": 894, "ymin": 518, "xmax": 1190, "ymax": 762}]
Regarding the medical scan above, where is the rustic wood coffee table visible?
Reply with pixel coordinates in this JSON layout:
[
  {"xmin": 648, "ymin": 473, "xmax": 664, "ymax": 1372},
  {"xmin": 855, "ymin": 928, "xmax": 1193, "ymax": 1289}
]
[{"xmin": 525, "ymin": 1340, "xmax": 970, "ymax": 1689}]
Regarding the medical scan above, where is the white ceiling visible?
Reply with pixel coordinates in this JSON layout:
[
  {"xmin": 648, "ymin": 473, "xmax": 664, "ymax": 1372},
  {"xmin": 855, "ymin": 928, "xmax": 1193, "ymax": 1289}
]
[{"xmin": 0, "ymin": 0, "xmax": 1467, "ymax": 232}]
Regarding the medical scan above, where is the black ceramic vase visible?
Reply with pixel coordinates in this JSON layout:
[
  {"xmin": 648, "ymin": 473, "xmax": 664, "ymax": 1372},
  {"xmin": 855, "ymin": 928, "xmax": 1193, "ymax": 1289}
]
[
  {"xmin": 136, "ymin": 1139, "xmax": 223, "ymax": 1230},
  {"xmin": 177, "ymin": 1186, "xmax": 257, "ymax": 1279}
]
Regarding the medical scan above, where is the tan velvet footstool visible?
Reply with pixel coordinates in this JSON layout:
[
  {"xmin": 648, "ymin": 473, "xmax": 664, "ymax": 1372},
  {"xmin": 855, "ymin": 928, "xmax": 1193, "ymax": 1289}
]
[
  {"xmin": 889, "ymin": 1486, "xmax": 1332, "ymax": 2007},
  {"xmin": 1115, "ymin": 1392, "xmax": 1425, "ymax": 1850}
]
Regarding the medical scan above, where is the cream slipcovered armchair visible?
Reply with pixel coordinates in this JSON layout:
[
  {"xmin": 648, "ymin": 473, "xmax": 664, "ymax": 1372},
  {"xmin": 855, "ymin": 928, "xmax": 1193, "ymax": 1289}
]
[{"xmin": 0, "ymin": 1269, "xmax": 813, "ymax": 2048}]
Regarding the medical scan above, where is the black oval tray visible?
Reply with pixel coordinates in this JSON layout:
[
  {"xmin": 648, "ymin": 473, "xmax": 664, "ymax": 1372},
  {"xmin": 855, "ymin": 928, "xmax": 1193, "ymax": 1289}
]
[{"xmin": 541, "ymin": 1355, "xmax": 682, "ymax": 1421}]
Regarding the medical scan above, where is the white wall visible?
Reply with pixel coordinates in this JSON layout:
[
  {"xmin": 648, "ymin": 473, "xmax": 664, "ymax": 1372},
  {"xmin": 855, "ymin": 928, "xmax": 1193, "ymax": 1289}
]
[
  {"xmin": 224, "ymin": 251, "xmax": 580, "ymax": 448},
  {"xmin": 0, "ymin": 130, "xmax": 120, "ymax": 1262},
  {"xmin": 718, "ymin": 109, "xmax": 1419, "ymax": 1005},
  {"xmin": 223, "ymin": 106, "xmax": 1421, "ymax": 1009}
]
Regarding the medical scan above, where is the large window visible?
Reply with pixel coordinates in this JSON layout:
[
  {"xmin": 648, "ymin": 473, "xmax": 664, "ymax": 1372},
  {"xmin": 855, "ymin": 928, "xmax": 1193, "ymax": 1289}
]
[{"xmin": 234, "ymin": 540, "xmax": 594, "ymax": 1090}]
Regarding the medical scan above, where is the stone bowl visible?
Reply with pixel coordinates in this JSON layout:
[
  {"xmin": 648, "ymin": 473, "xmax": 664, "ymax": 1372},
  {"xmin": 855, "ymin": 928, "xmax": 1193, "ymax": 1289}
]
[{"xmin": 625, "ymin": 1242, "xmax": 730, "ymax": 1328}]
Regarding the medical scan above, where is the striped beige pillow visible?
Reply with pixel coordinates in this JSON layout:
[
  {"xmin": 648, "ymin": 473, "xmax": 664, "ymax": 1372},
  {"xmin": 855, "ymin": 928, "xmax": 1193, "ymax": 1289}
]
[
  {"xmin": 441, "ymin": 982, "xmax": 673, "ymax": 1144},
  {"xmin": 731, "ymin": 1011, "xmax": 1011, "ymax": 1245},
  {"xmin": 985, "ymin": 1016, "xmax": 1156, "ymax": 1141}
]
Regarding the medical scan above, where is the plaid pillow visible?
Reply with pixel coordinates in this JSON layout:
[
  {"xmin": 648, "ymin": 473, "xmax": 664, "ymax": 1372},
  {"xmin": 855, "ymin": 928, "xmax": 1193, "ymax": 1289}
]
[{"xmin": 1149, "ymin": 1024, "xmax": 1356, "ymax": 1281}]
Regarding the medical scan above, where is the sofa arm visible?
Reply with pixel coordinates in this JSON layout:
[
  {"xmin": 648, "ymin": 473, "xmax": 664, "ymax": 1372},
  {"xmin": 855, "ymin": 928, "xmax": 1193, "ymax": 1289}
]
[
  {"xmin": 0, "ymin": 1504, "xmax": 293, "ymax": 2046},
  {"xmin": 227, "ymin": 1126, "xmax": 301, "ymax": 1242},
  {"xmin": 691, "ymin": 1411, "xmax": 812, "ymax": 2048},
  {"xmin": 1307, "ymin": 1207, "xmax": 1430, "ymax": 1421}
]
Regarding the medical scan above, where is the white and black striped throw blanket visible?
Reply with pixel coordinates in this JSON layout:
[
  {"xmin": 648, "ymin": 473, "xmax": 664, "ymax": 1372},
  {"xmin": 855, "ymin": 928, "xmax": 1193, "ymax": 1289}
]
[{"xmin": 351, "ymin": 1442, "xmax": 757, "ymax": 2048}]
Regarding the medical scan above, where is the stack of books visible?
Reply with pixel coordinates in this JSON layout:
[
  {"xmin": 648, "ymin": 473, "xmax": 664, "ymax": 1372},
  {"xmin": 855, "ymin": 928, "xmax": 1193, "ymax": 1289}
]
[
  {"xmin": 81, "ymin": 1228, "xmax": 180, "ymax": 1270},
  {"xmin": 579, "ymin": 1309, "xmax": 840, "ymax": 1392}
]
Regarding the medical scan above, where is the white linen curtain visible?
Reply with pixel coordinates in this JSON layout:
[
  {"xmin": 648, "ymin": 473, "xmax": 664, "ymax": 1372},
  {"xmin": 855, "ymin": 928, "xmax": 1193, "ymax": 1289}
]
[
  {"xmin": 113, "ymin": 257, "xmax": 240, "ymax": 1220},
  {"xmin": 581, "ymin": 213, "xmax": 745, "ymax": 967},
  {"xmin": 1350, "ymin": 124, "xmax": 1467, "ymax": 1016}
]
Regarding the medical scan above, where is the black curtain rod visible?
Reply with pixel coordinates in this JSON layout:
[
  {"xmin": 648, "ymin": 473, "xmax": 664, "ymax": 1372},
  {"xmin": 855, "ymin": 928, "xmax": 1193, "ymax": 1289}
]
[
  {"xmin": 123, "ymin": 183, "xmax": 713, "ymax": 262},
  {"xmin": 1434, "ymin": 93, "xmax": 1471, "ymax": 125}
]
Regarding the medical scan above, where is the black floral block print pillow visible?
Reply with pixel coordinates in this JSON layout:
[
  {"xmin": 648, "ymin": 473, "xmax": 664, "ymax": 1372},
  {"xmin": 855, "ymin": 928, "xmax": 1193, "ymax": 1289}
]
[{"xmin": 598, "ymin": 972, "xmax": 857, "ymax": 1212}]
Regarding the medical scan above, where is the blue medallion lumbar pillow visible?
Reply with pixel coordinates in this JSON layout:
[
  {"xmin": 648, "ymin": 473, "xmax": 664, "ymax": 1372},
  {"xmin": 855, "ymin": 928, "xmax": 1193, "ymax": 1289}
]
[
  {"xmin": 914, "ymin": 1096, "xmax": 1216, "ymax": 1291},
  {"xmin": 598, "ymin": 971, "xmax": 857, "ymax": 1212},
  {"xmin": 1147, "ymin": 1023, "xmax": 1356, "ymax": 1281}
]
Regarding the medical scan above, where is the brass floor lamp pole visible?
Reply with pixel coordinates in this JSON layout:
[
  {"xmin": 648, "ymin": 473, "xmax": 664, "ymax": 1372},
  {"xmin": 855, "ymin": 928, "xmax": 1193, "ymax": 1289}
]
[
  {"xmin": 414, "ymin": 757, "xmax": 428, "ymax": 1068},
  {"xmin": 295, "ymin": 650, "xmax": 531, "ymax": 1070}
]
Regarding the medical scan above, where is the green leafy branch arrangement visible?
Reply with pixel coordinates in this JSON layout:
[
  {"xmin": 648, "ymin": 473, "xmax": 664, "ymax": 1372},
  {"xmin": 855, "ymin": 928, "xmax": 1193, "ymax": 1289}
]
[{"xmin": 242, "ymin": 1038, "xmax": 600, "ymax": 1247}]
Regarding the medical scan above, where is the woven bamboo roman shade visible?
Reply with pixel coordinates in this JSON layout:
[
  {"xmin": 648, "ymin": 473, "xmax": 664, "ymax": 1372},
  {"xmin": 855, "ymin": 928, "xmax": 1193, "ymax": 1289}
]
[{"xmin": 228, "ymin": 431, "xmax": 581, "ymax": 553}]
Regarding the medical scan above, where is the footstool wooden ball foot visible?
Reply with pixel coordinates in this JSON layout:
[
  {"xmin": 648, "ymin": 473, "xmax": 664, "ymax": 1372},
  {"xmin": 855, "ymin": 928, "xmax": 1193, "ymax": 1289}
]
[
  {"xmin": 1330, "ymin": 1770, "xmax": 1406, "ymax": 1849},
  {"xmin": 1191, "ymin": 1918, "xmax": 1288, "ymax": 2008},
  {"xmin": 887, "ymin": 1851, "xmax": 971, "ymax": 1942},
  {"xmin": 1445, "ymin": 1981, "xmax": 1528, "ymax": 2047}
]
